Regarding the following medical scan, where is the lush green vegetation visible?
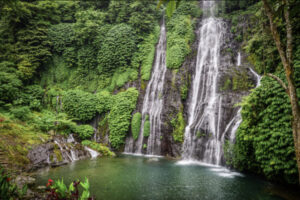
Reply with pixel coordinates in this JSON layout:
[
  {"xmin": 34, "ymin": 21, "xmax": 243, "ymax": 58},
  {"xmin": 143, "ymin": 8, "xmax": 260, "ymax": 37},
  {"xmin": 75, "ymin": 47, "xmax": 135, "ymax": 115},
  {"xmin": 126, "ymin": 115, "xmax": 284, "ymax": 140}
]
[
  {"xmin": 131, "ymin": 112, "xmax": 142, "ymax": 140},
  {"xmin": 0, "ymin": 166, "xmax": 27, "ymax": 200},
  {"xmin": 170, "ymin": 107, "xmax": 186, "ymax": 143},
  {"xmin": 233, "ymin": 76, "xmax": 298, "ymax": 184},
  {"xmin": 223, "ymin": 0, "xmax": 300, "ymax": 184},
  {"xmin": 166, "ymin": 1, "xmax": 201, "ymax": 69},
  {"xmin": 81, "ymin": 140, "xmax": 115, "ymax": 157},
  {"xmin": 143, "ymin": 115, "xmax": 150, "ymax": 137},
  {"xmin": 108, "ymin": 88, "xmax": 139, "ymax": 149},
  {"xmin": 0, "ymin": 0, "xmax": 161, "ymax": 160},
  {"xmin": 63, "ymin": 90, "xmax": 98, "ymax": 122}
]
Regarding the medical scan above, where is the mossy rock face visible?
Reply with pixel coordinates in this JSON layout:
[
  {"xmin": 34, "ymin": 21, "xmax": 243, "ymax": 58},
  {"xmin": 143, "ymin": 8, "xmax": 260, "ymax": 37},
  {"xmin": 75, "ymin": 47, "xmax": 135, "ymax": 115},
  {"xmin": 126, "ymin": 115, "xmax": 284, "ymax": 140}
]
[{"xmin": 54, "ymin": 149, "xmax": 63, "ymax": 162}]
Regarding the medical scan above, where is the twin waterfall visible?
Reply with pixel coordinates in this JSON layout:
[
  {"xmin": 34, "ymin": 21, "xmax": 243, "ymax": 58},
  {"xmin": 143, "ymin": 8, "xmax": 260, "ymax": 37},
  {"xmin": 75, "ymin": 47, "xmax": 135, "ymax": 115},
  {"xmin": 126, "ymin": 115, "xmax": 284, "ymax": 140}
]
[{"xmin": 125, "ymin": 1, "xmax": 260, "ymax": 166}]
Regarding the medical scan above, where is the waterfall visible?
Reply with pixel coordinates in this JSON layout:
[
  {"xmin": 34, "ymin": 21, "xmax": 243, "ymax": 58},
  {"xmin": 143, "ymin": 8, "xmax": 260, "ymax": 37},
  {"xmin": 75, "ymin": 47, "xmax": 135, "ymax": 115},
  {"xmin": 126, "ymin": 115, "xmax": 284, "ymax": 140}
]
[
  {"xmin": 249, "ymin": 67, "xmax": 261, "ymax": 87},
  {"xmin": 124, "ymin": 19, "xmax": 167, "ymax": 155},
  {"xmin": 67, "ymin": 134, "xmax": 75, "ymax": 143},
  {"xmin": 182, "ymin": 1, "xmax": 227, "ymax": 165},
  {"xmin": 85, "ymin": 147, "xmax": 99, "ymax": 158},
  {"xmin": 54, "ymin": 140, "xmax": 74, "ymax": 162},
  {"xmin": 237, "ymin": 52, "xmax": 241, "ymax": 66},
  {"xmin": 224, "ymin": 68, "xmax": 261, "ymax": 143}
]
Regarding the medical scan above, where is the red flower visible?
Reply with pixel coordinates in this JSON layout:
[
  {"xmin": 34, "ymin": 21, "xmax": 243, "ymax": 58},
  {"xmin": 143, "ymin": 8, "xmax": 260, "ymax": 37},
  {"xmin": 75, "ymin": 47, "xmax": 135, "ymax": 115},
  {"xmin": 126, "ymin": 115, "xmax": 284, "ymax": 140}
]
[
  {"xmin": 6, "ymin": 177, "xmax": 11, "ymax": 182},
  {"xmin": 46, "ymin": 179, "xmax": 53, "ymax": 187}
]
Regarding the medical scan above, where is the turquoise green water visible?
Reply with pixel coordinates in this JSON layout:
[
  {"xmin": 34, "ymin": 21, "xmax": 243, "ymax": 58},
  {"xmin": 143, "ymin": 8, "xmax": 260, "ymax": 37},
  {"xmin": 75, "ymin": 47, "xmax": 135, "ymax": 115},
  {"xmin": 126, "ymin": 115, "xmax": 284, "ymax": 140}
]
[{"xmin": 35, "ymin": 155, "xmax": 284, "ymax": 200}]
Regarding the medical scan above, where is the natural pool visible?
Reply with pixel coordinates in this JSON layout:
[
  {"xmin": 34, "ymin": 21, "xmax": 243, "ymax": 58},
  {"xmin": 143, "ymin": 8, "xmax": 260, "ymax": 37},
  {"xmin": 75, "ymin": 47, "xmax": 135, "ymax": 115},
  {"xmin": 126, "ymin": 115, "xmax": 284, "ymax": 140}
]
[{"xmin": 35, "ymin": 155, "xmax": 286, "ymax": 200}]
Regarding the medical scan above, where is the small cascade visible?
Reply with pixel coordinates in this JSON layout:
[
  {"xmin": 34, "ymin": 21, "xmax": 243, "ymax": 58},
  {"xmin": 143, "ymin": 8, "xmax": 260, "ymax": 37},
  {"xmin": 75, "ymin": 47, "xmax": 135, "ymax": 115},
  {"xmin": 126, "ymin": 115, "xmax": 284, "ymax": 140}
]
[
  {"xmin": 67, "ymin": 134, "xmax": 75, "ymax": 143},
  {"xmin": 224, "ymin": 68, "xmax": 261, "ymax": 142},
  {"xmin": 182, "ymin": 1, "xmax": 227, "ymax": 165},
  {"xmin": 249, "ymin": 67, "xmax": 261, "ymax": 87},
  {"xmin": 237, "ymin": 52, "xmax": 241, "ymax": 66},
  {"xmin": 54, "ymin": 140, "xmax": 74, "ymax": 162},
  {"xmin": 85, "ymin": 147, "xmax": 99, "ymax": 158},
  {"xmin": 125, "ymin": 19, "xmax": 167, "ymax": 155}
]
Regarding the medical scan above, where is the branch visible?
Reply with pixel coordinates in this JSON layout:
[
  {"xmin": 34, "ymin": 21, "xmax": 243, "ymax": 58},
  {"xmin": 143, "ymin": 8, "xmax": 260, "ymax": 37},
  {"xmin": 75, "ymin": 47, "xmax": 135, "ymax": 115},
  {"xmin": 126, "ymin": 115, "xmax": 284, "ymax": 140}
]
[
  {"xmin": 266, "ymin": 73, "xmax": 289, "ymax": 94},
  {"xmin": 283, "ymin": 0, "xmax": 293, "ymax": 67}
]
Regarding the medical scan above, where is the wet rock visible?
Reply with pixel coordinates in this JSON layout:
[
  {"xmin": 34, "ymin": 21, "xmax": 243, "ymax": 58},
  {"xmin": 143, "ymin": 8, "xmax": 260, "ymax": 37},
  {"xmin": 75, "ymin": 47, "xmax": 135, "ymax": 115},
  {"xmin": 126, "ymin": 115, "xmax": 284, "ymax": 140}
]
[
  {"xmin": 15, "ymin": 175, "xmax": 36, "ymax": 188},
  {"xmin": 27, "ymin": 136, "xmax": 90, "ymax": 170}
]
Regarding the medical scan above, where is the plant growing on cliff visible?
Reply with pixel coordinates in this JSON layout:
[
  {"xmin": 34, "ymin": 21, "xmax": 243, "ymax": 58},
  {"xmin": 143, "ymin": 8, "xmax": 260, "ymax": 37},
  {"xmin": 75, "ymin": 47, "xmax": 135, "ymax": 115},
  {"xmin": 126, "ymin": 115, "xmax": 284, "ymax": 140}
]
[
  {"xmin": 98, "ymin": 24, "xmax": 136, "ymax": 73},
  {"xmin": 63, "ymin": 90, "xmax": 98, "ymax": 122},
  {"xmin": 72, "ymin": 125, "xmax": 94, "ymax": 140},
  {"xmin": 108, "ymin": 88, "xmax": 139, "ymax": 149},
  {"xmin": 143, "ymin": 120, "xmax": 151, "ymax": 137},
  {"xmin": 170, "ymin": 107, "xmax": 185, "ymax": 143},
  {"xmin": 81, "ymin": 140, "xmax": 115, "ymax": 157},
  {"xmin": 131, "ymin": 112, "xmax": 142, "ymax": 140}
]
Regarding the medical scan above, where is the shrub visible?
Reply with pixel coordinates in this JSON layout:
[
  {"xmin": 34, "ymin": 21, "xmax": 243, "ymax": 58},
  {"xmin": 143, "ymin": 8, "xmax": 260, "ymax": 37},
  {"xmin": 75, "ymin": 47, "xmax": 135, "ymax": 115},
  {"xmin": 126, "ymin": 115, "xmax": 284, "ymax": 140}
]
[
  {"xmin": 81, "ymin": 140, "xmax": 115, "ymax": 157},
  {"xmin": 234, "ymin": 75, "xmax": 298, "ymax": 184},
  {"xmin": 131, "ymin": 112, "xmax": 142, "ymax": 140},
  {"xmin": 98, "ymin": 24, "xmax": 136, "ymax": 73},
  {"xmin": 95, "ymin": 90, "xmax": 112, "ymax": 114},
  {"xmin": 11, "ymin": 106, "xmax": 31, "ymax": 121},
  {"xmin": 170, "ymin": 108, "xmax": 185, "ymax": 143},
  {"xmin": 72, "ymin": 124, "xmax": 94, "ymax": 140},
  {"xmin": 143, "ymin": 119, "xmax": 150, "ymax": 137},
  {"xmin": 166, "ymin": 15, "xmax": 194, "ymax": 69},
  {"xmin": 63, "ymin": 90, "xmax": 98, "ymax": 122},
  {"xmin": 14, "ymin": 85, "xmax": 44, "ymax": 111},
  {"xmin": 131, "ymin": 25, "xmax": 160, "ymax": 81},
  {"xmin": 0, "ymin": 70, "xmax": 22, "ymax": 105},
  {"xmin": 108, "ymin": 88, "xmax": 139, "ymax": 149}
]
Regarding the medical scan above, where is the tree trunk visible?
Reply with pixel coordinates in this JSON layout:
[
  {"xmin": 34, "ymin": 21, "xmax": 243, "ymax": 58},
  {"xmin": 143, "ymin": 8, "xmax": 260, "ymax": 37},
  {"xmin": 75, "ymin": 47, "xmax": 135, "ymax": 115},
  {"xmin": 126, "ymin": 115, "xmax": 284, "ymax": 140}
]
[{"xmin": 262, "ymin": 0, "xmax": 300, "ymax": 184}]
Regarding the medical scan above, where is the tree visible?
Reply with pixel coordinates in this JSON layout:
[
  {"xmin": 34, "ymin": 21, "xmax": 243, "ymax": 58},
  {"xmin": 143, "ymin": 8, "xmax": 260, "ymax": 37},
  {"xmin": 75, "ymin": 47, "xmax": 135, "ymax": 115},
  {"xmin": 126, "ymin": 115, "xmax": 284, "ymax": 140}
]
[{"xmin": 262, "ymin": 0, "xmax": 300, "ymax": 184}]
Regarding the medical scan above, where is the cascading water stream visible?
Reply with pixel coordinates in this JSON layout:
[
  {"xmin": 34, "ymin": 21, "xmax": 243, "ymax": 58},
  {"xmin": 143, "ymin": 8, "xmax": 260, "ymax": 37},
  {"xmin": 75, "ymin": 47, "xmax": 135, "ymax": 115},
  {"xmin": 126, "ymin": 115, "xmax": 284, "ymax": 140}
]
[
  {"xmin": 224, "ymin": 54, "xmax": 262, "ymax": 143},
  {"xmin": 124, "ymin": 19, "xmax": 167, "ymax": 155},
  {"xmin": 84, "ymin": 147, "xmax": 99, "ymax": 158},
  {"xmin": 182, "ymin": 1, "xmax": 226, "ymax": 165}
]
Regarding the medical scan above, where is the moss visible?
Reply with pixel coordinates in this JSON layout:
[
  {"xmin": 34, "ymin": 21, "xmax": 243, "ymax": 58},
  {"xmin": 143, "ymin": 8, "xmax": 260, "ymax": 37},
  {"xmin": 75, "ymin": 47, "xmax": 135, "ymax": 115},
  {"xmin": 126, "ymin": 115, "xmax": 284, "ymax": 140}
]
[
  {"xmin": 221, "ymin": 77, "xmax": 232, "ymax": 91},
  {"xmin": 171, "ymin": 70, "xmax": 178, "ymax": 88},
  {"xmin": 180, "ymin": 84, "xmax": 188, "ymax": 100},
  {"xmin": 196, "ymin": 131, "xmax": 206, "ymax": 138},
  {"xmin": 0, "ymin": 113, "xmax": 48, "ymax": 170},
  {"xmin": 143, "ymin": 144, "xmax": 147, "ymax": 149},
  {"xmin": 170, "ymin": 106, "xmax": 185, "ymax": 143},
  {"xmin": 141, "ymin": 79, "xmax": 147, "ymax": 90},
  {"xmin": 81, "ymin": 140, "xmax": 115, "ymax": 157},
  {"xmin": 143, "ymin": 120, "xmax": 150, "ymax": 137},
  {"xmin": 54, "ymin": 149, "xmax": 63, "ymax": 162},
  {"xmin": 98, "ymin": 114, "xmax": 109, "ymax": 141},
  {"xmin": 131, "ymin": 112, "xmax": 142, "ymax": 140},
  {"xmin": 232, "ymin": 69, "xmax": 253, "ymax": 91}
]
